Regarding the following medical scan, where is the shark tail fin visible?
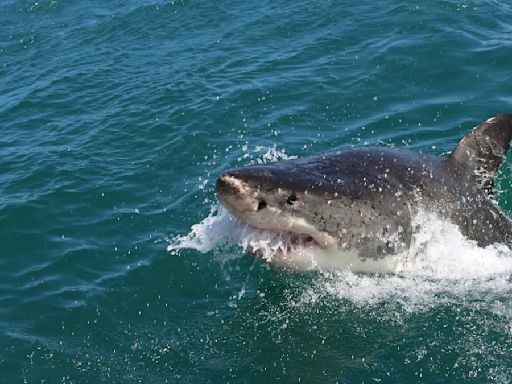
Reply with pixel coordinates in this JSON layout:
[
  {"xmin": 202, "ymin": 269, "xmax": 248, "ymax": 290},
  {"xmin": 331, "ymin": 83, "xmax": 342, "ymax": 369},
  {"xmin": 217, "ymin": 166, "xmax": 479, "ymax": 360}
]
[{"xmin": 449, "ymin": 114, "xmax": 512, "ymax": 195}]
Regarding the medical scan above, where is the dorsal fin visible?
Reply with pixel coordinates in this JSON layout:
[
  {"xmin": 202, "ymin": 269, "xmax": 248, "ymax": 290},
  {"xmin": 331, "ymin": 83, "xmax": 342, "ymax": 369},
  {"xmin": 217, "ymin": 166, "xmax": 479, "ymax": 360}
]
[{"xmin": 449, "ymin": 114, "xmax": 512, "ymax": 195}]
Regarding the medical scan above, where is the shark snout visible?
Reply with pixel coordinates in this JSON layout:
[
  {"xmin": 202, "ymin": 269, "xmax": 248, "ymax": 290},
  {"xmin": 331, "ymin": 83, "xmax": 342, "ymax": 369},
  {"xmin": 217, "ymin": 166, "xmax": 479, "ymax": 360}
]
[
  {"xmin": 216, "ymin": 171, "xmax": 258, "ymax": 214},
  {"xmin": 216, "ymin": 167, "xmax": 276, "ymax": 198},
  {"xmin": 216, "ymin": 173, "xmax": 241, "ymax": 198}
]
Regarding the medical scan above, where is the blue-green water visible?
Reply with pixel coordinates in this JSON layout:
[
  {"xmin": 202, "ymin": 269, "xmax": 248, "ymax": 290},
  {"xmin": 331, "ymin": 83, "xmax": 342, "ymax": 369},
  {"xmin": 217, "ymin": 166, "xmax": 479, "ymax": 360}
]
[{"xmin": 2, "ymin": 1, "xmax": 512, "ymax": 382}]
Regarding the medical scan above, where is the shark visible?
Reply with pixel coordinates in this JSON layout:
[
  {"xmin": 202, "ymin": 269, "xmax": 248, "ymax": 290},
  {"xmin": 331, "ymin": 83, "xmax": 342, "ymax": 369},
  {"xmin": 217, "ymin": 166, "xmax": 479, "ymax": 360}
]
[{"xmin": 216, "ymin": 114, "xmax": 512, "ymax": 271}]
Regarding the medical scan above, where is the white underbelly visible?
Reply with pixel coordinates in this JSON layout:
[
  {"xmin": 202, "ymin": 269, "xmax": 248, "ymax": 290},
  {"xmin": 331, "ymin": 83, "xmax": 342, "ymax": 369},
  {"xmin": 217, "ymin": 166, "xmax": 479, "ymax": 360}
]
[{"xmin": 260, "ymin": 246, "xmax": 409, "ymax": 273}]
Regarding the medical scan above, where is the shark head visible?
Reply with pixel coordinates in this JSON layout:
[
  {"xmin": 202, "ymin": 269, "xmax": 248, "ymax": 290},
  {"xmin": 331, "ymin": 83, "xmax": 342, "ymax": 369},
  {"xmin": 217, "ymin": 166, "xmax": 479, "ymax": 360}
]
[
  {"xmin": 215, "ymin": 152, "xmax": 415, "ymax": 271},
  {"xmin": 216, "ymin": 162, "xmax": 345, "ymax": 261}
]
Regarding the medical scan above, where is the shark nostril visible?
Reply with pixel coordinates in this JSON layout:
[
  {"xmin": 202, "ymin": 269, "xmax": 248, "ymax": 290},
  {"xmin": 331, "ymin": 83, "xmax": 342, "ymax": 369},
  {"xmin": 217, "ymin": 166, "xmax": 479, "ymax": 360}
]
[{"xmin": 257, "ymin": 199, "xmax": 267, "ymax": 210}]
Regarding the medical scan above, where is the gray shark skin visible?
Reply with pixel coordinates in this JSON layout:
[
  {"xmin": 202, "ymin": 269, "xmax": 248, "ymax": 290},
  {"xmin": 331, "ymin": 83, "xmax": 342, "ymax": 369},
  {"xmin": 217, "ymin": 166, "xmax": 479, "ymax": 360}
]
[{"xmin": 216, "ymin": 114, "xmax": 512, "ymax": 270}]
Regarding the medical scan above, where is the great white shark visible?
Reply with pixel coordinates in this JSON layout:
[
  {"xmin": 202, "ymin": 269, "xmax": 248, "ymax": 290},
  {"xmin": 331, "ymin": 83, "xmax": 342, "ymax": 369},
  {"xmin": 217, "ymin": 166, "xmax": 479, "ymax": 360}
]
[{"xmin": 216, "ymin": 114, "xmax": 512, "ymax": 271}]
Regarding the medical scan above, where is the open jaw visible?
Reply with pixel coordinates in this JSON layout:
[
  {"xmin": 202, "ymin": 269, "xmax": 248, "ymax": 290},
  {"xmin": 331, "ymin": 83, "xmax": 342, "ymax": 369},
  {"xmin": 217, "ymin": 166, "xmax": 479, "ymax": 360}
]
[
  {"xmin": 231, "ymin": 218, "xmax": 336, "ymax": 263},
  {"xmin": 252, "ymin": 227, "xmax": 320, "ymax": 252}
]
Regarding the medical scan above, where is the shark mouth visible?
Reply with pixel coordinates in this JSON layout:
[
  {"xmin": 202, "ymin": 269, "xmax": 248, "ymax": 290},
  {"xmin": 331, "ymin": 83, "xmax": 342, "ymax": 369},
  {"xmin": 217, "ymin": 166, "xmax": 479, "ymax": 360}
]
[{"xmin": 234, "ymin": 220, "xmax": 326, "ymax": 262}]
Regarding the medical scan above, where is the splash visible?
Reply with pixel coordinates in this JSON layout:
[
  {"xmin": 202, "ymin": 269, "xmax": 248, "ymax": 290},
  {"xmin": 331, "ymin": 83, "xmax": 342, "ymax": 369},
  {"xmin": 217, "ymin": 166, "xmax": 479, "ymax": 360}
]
[
  {"xmin": 169, "ymin": 207, "xmax": 512, "ymax": 273},
  {"xmin": 168, "ymin": 207, "xmax": 512, "ymax": 308},
  {"xmin": 237, "ymin": 144, "xmax": 297, "ymax": 164},
  {"xmin": 167, "ymin": 206, "xmax": 300, "ymax": 262}
]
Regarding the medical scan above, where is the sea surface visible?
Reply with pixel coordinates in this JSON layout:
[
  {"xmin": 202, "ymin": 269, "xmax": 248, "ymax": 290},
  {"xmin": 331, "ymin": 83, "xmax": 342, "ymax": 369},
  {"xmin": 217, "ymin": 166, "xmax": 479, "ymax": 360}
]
[{"xmin": 2, "ymin": 1, "xmax": 512, "ymax": 383}]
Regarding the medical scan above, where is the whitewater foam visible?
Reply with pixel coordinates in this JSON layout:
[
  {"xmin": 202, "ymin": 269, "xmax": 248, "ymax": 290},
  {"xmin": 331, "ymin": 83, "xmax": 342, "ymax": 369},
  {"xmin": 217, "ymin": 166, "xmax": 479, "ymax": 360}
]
[
  {"xmin": 169, "ymin": 207, "xmax": 512, "ymax": 272},
  {"xmin": 168, "ymin": 206, "xmax": 512, "ymax": 309}
]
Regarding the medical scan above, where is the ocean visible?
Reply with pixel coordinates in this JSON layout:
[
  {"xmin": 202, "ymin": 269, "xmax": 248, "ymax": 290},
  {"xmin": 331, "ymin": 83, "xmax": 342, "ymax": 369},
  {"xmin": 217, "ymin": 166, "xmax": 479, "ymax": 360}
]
[{"xmin": 2, "ymin": 0, "xmax": 512, "ymax": 382}]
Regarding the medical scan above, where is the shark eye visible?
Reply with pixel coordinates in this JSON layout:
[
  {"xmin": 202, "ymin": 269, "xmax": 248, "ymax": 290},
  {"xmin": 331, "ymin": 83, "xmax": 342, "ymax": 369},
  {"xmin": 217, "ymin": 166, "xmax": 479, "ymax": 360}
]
[
  {"xmin": 286, "ymin": 194, "xmax": 297, "ymax": 205},
  {"xmin": 257, "ymin": 199, "xmax": 267, "ymax": 210}
]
